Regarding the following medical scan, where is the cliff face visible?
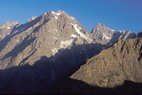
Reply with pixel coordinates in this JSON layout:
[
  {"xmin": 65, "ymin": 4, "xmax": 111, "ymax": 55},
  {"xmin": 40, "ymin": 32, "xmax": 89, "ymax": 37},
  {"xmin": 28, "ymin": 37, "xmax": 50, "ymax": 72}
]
[
  {"xmin": 0, "ymin": 22, "xmax": 19, "ymax": 40},
  {"xmin": 71, "ymin": 37, "xmax": 142, "ymax": 87}
]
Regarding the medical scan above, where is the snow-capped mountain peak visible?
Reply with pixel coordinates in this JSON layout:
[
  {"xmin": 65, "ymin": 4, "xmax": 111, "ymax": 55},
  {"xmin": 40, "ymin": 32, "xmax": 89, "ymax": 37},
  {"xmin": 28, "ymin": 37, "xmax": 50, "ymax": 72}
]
[{"xmin": 91, "ymin": 23, "xmax": 136, "ymax": 46}]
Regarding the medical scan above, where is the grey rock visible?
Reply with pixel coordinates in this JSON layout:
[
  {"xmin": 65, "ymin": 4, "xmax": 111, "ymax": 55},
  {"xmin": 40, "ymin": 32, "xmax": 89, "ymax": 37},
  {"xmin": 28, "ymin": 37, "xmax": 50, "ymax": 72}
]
[
  {"xmin": 91, "ymin": 23, "xmax": 136, "ymax": 47},
  {"xmin": 71, "ymin": 37, "xmax": 142, "ymax": 88},
  {"xmin": 0, "ymin": 21, "xmax": 19, "ymax": 40},
  {"xmin": 0, "ymin": 11, "xmax": 103, "ymax": 94}
]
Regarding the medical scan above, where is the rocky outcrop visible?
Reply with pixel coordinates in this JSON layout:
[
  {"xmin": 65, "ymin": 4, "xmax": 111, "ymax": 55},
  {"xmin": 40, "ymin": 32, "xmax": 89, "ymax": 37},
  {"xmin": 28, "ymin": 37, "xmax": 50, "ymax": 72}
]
[
  {"xmin": 91, "ymin": 23, "xmax": 136, "ymax": 46},
  {"xmin": 0, "ymin": 21, "xmax": 19, "ymax": 40},
  {"xmin": 71, "ymin": 37, "xmax": 142, "ymax": 88}
]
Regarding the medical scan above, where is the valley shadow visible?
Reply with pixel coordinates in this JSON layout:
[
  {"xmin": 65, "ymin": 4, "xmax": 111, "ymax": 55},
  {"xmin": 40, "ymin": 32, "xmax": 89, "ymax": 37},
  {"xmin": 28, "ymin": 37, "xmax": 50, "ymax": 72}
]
[
  {"xmin": 0, "ymin": 43, "xmax": 103, "ymax": 94},
  {"xmin": 49, "ymin": 78, "xmax": 142, "ymax": 95},
  {"xmin": 0, "ymin": 43, "xmax": 141, "ymax": 94},
  {"xmin": 0, "ymin": 56, "xmax": 54, "ymax": 94}
]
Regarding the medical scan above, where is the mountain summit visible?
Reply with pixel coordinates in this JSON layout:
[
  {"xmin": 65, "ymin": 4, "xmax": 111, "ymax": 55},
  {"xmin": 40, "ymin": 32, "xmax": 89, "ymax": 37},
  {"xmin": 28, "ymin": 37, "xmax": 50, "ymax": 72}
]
[
  {"xmin": 0, "ymin": 10, "xmax": 93, "ymax": 68},
  {"xmin": 91, "ymin": 23, "xmax": 136, "ymax": 46},
  {"xmin": 0, "ymin": 11, "xmax": 103, "ymax": 94}
]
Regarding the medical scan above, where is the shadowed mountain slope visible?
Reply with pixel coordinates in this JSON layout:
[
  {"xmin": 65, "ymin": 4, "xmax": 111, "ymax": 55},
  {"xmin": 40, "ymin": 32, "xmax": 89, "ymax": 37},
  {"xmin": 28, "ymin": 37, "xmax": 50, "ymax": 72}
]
[{"xmin": 0, "ymin": 43, "xmax": 102, "ymax": 94}]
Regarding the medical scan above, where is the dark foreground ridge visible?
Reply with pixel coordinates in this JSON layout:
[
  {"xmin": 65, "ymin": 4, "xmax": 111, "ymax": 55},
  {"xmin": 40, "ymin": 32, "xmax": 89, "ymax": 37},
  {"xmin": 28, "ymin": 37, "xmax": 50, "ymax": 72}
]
[
  {"xmin": 0, "ymin": 43, "xmax": 141, "ymax": 94},
  {"xmin": 49, "ymin": 78, "xmax": 142, "ymax": 95},
  {"xmin": 0, "ymin": 43, "xmax": 102, "ymax": 94}
]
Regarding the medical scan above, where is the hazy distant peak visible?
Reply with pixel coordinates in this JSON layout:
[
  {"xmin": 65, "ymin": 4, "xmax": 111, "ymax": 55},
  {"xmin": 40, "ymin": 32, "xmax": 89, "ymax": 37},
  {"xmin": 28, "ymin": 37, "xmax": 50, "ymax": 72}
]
[
  {"xmin": 0, "ymin": 21, "xmax": 19, "ymax": 29},
  {"xmin": 91, "ymin": 23, "xmax": 136, "ymax": 46}
]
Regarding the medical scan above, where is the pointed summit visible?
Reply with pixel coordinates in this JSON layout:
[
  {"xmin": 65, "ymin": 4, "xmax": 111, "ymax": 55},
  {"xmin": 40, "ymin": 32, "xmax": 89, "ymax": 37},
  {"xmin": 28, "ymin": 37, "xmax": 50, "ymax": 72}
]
[
  {"xmin": 0, "ymin": 10, "xmax": 95, "ymax": 79},
  {"xmin": 91, "ymin": 23, "xmax": 136, "ymax": 46},
  {"xmin": 91, "ymin": 23, "xmax": 114, "ymax": 33},
  {"xmin": 91, "ymin": 23, "xmax": 114, "ymax": 45}
]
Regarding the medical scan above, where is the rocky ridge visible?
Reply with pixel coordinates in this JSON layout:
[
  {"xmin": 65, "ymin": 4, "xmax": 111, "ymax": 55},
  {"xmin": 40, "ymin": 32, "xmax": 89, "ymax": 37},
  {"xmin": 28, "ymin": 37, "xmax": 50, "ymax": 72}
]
[
  {"xmin": 0, "ymin": 21, "xmax": 19, "ymax": 40},
  {"xmin": 71, "ymin": 37, "xmax": 142, "ymax": 88}
]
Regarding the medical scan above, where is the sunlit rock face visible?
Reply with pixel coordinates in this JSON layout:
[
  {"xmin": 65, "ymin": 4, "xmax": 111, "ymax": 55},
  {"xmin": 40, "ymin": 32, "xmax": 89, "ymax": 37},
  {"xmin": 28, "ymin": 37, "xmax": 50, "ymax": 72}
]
[
  {"xmin": 71, "ymin": 37, "xmax": 142, "ymax": 88},
  {"xmin": 0, "ymin": 21, "xmax": 19, "ymax": 40}
]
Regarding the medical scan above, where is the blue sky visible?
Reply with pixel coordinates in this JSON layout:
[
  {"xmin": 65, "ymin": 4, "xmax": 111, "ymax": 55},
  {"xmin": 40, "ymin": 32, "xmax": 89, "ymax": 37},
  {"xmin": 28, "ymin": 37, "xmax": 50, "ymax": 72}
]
[{"xmin": 0, "ymin": 0, "xmax": 142, "ymax": 33}]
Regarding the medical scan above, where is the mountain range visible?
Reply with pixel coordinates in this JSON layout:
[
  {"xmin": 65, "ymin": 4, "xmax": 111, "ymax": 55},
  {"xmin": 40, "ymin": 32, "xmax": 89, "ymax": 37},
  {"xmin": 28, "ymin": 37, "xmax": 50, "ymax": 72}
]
[{"xmin": 0, "ymin": 10, "xmax": 142, "ymax": 94}]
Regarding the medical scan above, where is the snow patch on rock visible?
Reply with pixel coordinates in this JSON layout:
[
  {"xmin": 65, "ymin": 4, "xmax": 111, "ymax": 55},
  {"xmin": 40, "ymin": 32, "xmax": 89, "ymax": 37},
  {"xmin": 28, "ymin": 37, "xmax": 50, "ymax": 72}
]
[
  {"xmin": 60, "ymin": 39, "xmax": 73, "ymax": 48},
  {"xmin": 70, "ymin": 16, "xmax": 75, "ymax": 20},
  {"xmin": 71, "ymin": 23, "xmax": 92, "ymax": 41},
  {"xmin": 71, "ymin": 34, "xmax": 77, "ymax": 38},
  {"xmin": 51, "ymin": 39, "xmax": 74, "ymax": 55},
  {"xmin": 28, "ymin": 16, "xmax": 37, "ymax": 22},
  {"xmin": 52, "ymin": 48, "xmax": 58, "ymax": 55},
  {"xmin": 7, "ymin": 26, "xmax": 11, "ymax": 29},
  {"xmin": 51, "ymin": 11, "xmax": 61, "ymax": 19},
  {"xmin": 102, "ymin": 33, "xmax": 111, "ymax": 40},
  {"xmin": 44, "ymin": 12, "xmax": 47, "ymax": 15}
]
